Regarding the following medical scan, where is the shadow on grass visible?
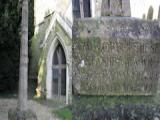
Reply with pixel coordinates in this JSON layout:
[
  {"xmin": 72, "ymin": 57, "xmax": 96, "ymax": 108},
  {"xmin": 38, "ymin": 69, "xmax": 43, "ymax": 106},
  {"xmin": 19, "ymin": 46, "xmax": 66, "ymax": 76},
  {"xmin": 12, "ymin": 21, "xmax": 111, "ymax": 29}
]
[
  {"xmin": 72, "ymin": 95, "xmax": 160, "ymax": 120},
  {"xmin": 73, "ymin": 95, "xmax": 158, "ymax": 107}
]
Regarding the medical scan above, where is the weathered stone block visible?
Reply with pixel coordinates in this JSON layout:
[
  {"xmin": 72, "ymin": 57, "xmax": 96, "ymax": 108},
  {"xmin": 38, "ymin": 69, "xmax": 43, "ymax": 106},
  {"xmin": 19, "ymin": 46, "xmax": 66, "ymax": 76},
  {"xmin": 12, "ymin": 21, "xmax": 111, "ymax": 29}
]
[{"xmin": 73, "ymin": 17, "xmax": 160, "ymax": 95}]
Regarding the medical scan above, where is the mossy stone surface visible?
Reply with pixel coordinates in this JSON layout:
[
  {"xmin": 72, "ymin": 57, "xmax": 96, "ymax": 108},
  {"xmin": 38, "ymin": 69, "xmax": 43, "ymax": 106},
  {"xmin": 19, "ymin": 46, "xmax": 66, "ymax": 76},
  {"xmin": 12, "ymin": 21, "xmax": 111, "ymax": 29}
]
[{"xmin": 73, "ymin": 18, "xmax": 160, "ymax": 95}]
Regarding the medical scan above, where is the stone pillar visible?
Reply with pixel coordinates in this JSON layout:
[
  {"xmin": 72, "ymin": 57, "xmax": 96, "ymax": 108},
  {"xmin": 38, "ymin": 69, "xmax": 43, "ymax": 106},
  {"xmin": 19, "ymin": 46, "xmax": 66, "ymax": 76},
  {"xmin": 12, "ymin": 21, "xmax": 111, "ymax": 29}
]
[
  {"xmin": 147, "ymin": 6, "xmax": 153, "ymax": 20},
  {"xmin": 110, "ymin": 0, "xmax": 122, "ymax": 16},
  {"xmin": 122, "ymin": 0, "xmax": 131, "ymax": 16},
  {"xmin": 158, "ymin": 6, "xmax": 160, "ymax": 19},
  {"xmin": 94, "ymin": 0, "xmax": 102, "ymax": 17},
  {"xmin": 101, "ymin": 0, "xmax": 131, "ymax": 17},
  {"xmin": 101, "ymin": 0, "xmax": 111, "ymax": 16}
]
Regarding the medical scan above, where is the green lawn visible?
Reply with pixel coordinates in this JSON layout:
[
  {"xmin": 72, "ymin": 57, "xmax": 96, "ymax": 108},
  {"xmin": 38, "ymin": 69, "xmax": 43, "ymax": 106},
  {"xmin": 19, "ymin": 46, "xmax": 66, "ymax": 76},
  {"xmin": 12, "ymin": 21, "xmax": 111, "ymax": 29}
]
[
  {"xmin": 53, "ymin": 107, "xmax": 72, "ymax": 120},
  {"xmin": 73, "ymin": 95, "xmax": 160, "ymax": 108}
]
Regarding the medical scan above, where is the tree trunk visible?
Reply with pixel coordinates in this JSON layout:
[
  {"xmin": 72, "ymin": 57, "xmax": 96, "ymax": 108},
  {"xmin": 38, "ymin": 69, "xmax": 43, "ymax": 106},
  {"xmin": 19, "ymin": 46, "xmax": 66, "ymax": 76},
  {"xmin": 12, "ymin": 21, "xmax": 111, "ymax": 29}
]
[
  {"xmin": 18, "ymin": 0, "xmax": 28, "ymax": 111},
  {"xmin": 8, "ymin": 1, "xmax": 37, "ymax": 119}
]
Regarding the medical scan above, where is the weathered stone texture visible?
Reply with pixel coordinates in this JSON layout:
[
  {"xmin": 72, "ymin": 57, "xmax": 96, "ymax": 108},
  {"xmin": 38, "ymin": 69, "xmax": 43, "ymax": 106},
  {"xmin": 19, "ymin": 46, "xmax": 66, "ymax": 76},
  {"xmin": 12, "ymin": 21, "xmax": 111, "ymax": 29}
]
[
  {"xmin": 101, "ymin": 0, "xmax": 131, "ymax": 16},
  {"xmin": 122, "ymin": 0, "xmax": 131, "ymax": 16},
  {"xmin": 101, "ymin": 0, "xmax": 111, "ymax": 16},
  {"xmin": 73, "ymin": 18, "xmax": 160, "ymax": 95},
  {"xmin": 110, "ymin": 0, "xmax": 122, "ymax": 16}
]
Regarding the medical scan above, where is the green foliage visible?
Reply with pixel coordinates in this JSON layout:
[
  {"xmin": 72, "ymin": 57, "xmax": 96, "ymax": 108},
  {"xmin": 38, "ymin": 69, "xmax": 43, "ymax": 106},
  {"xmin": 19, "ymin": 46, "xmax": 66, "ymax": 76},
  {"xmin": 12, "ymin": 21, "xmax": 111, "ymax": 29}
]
[
  {"xmin": 0, "ymin": 0, "xmax": 20, "ymax": 92},
  {"xmin": 53, "ymin": 107, "xmax": 72, "ymax": 120},
  {"xmin": 0, "ymin": 0, "xmax": 34, "ymax": 93},
  {"xmin": 0, "ymin": 91, "xmax": 17, "ymax": 98},
  {"xmin": 73, "ymin": 95, "xmax": 156, "ymax": 108}
]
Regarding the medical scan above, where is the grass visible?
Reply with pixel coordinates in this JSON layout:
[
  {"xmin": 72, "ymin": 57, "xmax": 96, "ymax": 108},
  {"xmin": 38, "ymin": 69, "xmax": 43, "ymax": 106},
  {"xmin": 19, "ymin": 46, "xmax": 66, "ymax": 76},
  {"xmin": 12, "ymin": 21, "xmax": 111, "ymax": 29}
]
[
  {"xmin": 73, "ymin": 95, "xmax": 159, "ymax": 107},
  {"xmin": 34, "ymin": 98, "xmax": 72, "ymax": 120},
  {"xmin": 53, "ymin": 107, "xmax": 72, "ymax": 120},
  {"xmin": 72, "ymin": 95, "xmax": 160, "ymax": 120}
]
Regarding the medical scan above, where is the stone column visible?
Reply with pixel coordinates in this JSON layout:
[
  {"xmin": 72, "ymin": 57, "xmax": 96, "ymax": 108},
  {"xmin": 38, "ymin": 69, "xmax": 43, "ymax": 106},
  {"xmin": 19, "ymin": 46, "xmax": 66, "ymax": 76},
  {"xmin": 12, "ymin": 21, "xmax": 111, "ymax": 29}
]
[
  {"xmin": 94, "ymin": 0, "xmax": 102, "ymax": 17},
  {"xmin": 147, "ymin": 6, "xmax": 154, "ymax": 20},
  {"xmin": 158, "ymin": 6, "xmax": 160, "ymax": 19},
  {"xmin": 101, "ymin": 0, "xmax": 111, "ymax": 16},
  {"xmin": 122, "ymin": 0, "xmax": 131, "ymax": 17},
  {"xmin": 110, "ymin": 0, "xmax": 122, "ymax": 16}
]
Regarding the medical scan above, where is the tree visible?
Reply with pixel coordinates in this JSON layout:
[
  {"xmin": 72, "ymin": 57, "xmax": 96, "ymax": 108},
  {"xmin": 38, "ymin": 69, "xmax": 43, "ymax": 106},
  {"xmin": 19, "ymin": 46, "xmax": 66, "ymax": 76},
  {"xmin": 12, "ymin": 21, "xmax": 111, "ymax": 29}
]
[
  {"xmin": 0, "ymin": 0, "xmax": 20, "ymax": 93},
  {"xmin": 8, "ymin": 0, "xmax": 36, "ymax": 119},
  {"xmin": 18, "ymin": 0, "xmax": 28, "ymax": 111}
]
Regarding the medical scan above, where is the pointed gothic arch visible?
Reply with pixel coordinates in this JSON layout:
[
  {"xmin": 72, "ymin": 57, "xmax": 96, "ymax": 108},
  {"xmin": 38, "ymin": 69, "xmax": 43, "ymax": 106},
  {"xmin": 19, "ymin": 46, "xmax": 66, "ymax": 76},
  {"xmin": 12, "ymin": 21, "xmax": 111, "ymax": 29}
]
[
  {"xmin": 46, "ymin": 35, "xmax": 70, "ymax": 104},
  {"xmin": 52, "ymin": 42, "xmax": 66, "ymax": 97}
]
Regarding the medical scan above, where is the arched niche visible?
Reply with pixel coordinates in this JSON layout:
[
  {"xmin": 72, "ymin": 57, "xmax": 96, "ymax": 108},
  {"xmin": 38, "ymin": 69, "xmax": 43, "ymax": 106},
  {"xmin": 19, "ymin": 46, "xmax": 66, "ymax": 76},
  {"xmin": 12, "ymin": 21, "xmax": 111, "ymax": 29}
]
[
  {"xmin": 46, "ymin": 36, "xmax": 70, "ymax": 104},
  {"xmin": 52, "ymin": 43, "xmax": 66, "ymax": 97}
]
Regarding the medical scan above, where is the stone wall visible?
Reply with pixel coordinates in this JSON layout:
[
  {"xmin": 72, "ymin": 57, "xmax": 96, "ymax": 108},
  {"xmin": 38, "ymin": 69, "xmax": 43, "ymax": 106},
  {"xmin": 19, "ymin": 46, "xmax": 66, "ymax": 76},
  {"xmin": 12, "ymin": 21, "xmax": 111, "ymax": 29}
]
[{"xmin": 73, "ymin": 17, "xmax": 160, "ymax": 95}]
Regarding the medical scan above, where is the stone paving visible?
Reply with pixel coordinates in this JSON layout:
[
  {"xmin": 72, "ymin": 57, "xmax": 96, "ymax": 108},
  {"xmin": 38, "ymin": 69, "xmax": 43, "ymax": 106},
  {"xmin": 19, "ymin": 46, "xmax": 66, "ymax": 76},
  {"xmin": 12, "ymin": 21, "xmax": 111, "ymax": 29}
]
[{"xmin": 0, "ymin": 98, "xmax": 60, "ymax": 120}]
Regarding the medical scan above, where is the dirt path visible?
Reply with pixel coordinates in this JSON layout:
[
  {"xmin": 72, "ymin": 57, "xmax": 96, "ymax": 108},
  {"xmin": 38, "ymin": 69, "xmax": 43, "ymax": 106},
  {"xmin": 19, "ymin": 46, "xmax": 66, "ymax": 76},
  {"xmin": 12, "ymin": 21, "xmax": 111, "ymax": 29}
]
[{"xmin": 0, "ymin": 99, "xmax": 60, "ymax": 120}]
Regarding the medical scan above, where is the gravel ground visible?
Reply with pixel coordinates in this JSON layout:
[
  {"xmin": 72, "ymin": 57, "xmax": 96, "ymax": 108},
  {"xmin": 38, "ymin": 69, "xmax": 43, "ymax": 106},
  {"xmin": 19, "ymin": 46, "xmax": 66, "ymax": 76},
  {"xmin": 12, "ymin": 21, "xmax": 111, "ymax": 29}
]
[{"xmin": 0, "ymin": 98, "xmax": 60, "ymax": 120}]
